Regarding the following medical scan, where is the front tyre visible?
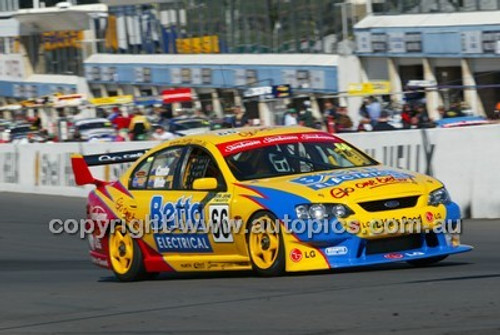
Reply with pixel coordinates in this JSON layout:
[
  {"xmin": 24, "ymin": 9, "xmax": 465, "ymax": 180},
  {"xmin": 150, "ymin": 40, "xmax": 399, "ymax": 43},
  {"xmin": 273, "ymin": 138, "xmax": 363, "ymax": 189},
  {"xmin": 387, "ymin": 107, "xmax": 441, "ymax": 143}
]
[
  {"xmin": 407, "ymin": 255, "xmax": 448, "ymax": 267},
  {"xmin": 109, "ymin": 225, "xmax": 147, "ymax": 281},
  {"xmin": 247, "ymin": 212, "xmax": 285, "ymax": 276}
]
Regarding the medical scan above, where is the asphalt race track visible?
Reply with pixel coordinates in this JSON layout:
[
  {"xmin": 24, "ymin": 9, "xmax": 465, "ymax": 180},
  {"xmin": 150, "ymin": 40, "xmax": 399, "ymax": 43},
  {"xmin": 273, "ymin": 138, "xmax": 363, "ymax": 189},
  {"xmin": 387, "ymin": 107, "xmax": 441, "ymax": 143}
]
[{"xmin": 0, "ymin": 192, "xmax": 499, "ymax": 335}]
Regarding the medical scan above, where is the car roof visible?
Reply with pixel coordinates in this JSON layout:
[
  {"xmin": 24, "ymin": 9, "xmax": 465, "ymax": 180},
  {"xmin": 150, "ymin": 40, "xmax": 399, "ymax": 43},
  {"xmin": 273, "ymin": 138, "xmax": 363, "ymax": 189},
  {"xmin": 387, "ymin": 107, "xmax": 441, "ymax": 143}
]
[
  {"xmin": 10, "ymin": 123, "xmax": 32, "ymax": 128},
  {"xmin": 75, "ymin": 118, "xmax": 110, "ymax": 125},
  {"xmin": 161, "ymin": 126, "xmax": 337, "ymax": 147},
  {"xmin": 171, "ymin": 117, "xmax": 207, "ymax": 123}
]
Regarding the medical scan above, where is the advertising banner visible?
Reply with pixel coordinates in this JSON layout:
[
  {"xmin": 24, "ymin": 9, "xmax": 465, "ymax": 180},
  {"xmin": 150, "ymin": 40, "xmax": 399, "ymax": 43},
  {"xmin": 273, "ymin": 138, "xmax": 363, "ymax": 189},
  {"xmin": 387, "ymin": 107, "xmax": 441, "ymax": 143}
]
[{"xmin": 162, "ymin": 88, "xmax": 192, "ymax": 104}]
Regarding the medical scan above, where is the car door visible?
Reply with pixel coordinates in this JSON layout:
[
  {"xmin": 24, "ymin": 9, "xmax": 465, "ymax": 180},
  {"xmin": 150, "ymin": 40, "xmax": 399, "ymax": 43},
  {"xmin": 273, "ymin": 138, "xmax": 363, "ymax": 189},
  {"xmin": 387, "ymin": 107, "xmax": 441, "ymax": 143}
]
[
  {"xmin": 129, "ymin": 145, "xmax": 242, "ymax": 270},
  {"xmin": 178, "ymin": 146, "xmax": 242, "ymax": 263},
  {"xmin": 128, "ymin": 146, "xmax": 198, "ymax": 253}
]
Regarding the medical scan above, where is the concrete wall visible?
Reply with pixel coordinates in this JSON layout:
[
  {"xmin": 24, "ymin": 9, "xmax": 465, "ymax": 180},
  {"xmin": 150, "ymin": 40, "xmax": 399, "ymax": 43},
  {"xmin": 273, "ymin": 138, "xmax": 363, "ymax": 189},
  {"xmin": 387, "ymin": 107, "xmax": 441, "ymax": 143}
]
[{"xmin": 0, "ymin": 125, "xmax": 499, "ymax": 218}]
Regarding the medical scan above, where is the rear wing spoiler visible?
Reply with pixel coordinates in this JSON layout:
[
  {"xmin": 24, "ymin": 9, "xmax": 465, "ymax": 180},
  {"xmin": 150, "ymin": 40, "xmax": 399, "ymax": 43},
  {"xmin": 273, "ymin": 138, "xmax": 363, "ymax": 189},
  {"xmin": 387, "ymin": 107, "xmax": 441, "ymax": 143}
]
[{"xmin": 71, "ymin": 149, "xmax": 148, "ymax": 186}]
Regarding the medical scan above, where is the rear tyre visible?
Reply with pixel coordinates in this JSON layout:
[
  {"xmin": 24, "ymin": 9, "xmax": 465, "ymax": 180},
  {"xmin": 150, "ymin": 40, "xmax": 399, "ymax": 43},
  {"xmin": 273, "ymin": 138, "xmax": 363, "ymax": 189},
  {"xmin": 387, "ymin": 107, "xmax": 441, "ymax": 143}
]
[
  {"xmin": 247, "ymin": 211, "xmax": 285, "ymax": 276},
  {"xmin": 108, "ymin": 225, "xmax": 147, "ymax": 281},
  {"xmin": 407, "ymin": 255, "xmax": 448, "ymax": 267}
]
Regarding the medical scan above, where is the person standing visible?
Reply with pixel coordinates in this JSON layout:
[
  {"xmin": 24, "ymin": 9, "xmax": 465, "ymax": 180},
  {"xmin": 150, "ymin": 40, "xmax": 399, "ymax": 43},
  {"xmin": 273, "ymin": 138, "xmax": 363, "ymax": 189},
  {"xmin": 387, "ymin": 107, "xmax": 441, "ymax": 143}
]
[
  {"xmin": 373, "ymin": 111, "xmax": 396, "ymax": 131},
  {"xmin": 334, "ymin": 106, "xmax": 353, "ymax": 132},
  {"xmin": 366, "ymin": 96, "xmax": 382, "ymax": 126},
  {"xmin": 129, "ymin": 110, "xmax": 151, "ymax": 141},
  {"xmin": 298, "ymin": 102, "xmax": 316, "ymax": 128},
  {"xmin": 415, "ymin": 105, "xmax": 434, "ymax": 128},
  {"xmin": 284, "ymin": 107, "xmax": 298, "ymax": 126},
  {"xmin": 401, "ymin": 104, "xmax": 413, "ymax": 129},
  {"xmin": 32, "ymin": 110, "xmax": 42, "ymax": 130},
  {"xmin": 151, "ymin": 126, "xmax": 176, "ymax": 141},
  {"xmin": 231, "ymin": 106, "xmax": 249, "ymax": 127}
]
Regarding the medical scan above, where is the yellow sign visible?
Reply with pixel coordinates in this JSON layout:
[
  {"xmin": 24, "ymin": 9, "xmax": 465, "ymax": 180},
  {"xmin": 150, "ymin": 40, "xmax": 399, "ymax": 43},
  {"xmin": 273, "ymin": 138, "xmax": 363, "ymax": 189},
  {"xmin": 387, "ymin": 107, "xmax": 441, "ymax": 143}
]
[
  {"xmin": 176, "ymin": 35, "xmax": 220, "ymax": 54},
  {"xmin": 105, "ymin": 15, "xmax": 118, "ymax": 51},
  {"xmin": 90, "ymin": 95, "xmax": 133, "ymax": 106},
  {"xmin": 347, "ymin": 81, "xmax": 391, "ymax": 96},
  {"xmin": 43, "ymin": 31, "xmax": 84, "ymax": 51}
]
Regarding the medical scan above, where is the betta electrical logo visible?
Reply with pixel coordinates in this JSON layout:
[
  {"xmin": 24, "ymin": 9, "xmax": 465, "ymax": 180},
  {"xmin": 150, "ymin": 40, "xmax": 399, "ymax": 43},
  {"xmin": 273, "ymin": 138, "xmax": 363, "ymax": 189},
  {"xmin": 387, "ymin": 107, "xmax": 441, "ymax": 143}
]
[{"xmin": 150, "ymin": 196, "xmax": 204, "ymax": 232}]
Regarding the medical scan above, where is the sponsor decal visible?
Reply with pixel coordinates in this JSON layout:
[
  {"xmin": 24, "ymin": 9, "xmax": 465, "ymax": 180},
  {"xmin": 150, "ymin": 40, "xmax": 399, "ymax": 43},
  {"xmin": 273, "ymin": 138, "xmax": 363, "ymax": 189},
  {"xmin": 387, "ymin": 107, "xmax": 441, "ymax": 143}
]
[
  {"xmin": 155, "ymin": 166, "xmax": 170, "ymax": 176},
  {"xmin": 87, "ymin": 150, "xmax": 146, "ymax": 165},
  {"xmin": 88, "ymin": 234, "xmax": 102, "ymax": 251},
  {"xmin": 292, "ymin": 168, "xmax": 413, "ymax": 190},
  {"xmin": 89, "ymin": 206, "xmax": 107, "ymax": 221},
  {"xmin": 300, "ymin": 133, "xmax": 337, "ymax": 141},
  {"xmin": 325, "ymin": 246, "xmax": 348, "ymax": 256},
  {"xmin": 262, "ymin": 135, "xmax": 299, "ymax": 144},
  {"xmin": 238, "ymin": 128, "xmax": 271, "ymax": 138},
  {"xmin": 305, "ymin": 250, "xmax": 317, "ymax": 259},
  {"xmin": 217, "ymin": 132, "xmax": 340, "ymax": 156},
  {"xmin": 360, "ymin": 215, "xmax": 423, "ymax": 231},
  {"xmin": 354, "ymin": 176, "xmax": 413, "ymax": 189},
  {"xmin": 290, "ymin": 248, "xmax": 303, "ymax": 262},
  {"xmin": 384, "ymin": 200, "xmax": 400, "ymax": 209},
  {"xmin": 211, "ymin": 193, "xmax": 231, "ymax": 204},
  {"xmin": 154, "ymin": 233, "xmax": 213, "ymax": 253},
  {"xmin": 216, "ymin": 129, "xmax": 239, "ymax": 136},
  {"xmin": 193, "ymin": 262, "xmax": 205, "ymax": 269},
  {"xmin": 153, "ymin": 178, "xmax": 166, "ymax": 188},
  {"xmin": 384, "ymin": 253, "xmax": 404, "ymax": 260},
  {"xmin": 426, "ymin": 212, "xmax": 434, "ymax": 223},
  {"xmin": 150, "ymin": 196, "xmax": 204, "ymax": 231},
  {"xmin": 330, "ymin": 187, "xmax": 354, "ymax": 199},
  {"xmin": 115, "ymin": 197, "xmax": 137, "ymax": 221},
  {"xmin": 405, "ymin": 251, "xmax": 425, "ymax": 257},
  {"xmin": 224, "ymin": 140, "xmax": 261, "ymax": 154}
]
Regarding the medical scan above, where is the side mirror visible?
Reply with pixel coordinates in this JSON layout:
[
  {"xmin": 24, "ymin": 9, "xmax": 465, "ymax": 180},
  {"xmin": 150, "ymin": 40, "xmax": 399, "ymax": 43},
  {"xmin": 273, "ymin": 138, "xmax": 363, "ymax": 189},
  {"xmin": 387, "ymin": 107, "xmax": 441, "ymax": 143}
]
[{"xmin": 193, "ymin": 177, "xmax": 218, "ymax": 191}]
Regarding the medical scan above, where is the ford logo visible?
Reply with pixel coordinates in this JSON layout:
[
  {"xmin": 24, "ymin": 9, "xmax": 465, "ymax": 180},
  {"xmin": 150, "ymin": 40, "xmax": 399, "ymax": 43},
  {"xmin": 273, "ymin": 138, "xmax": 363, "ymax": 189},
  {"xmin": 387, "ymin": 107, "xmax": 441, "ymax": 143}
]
[{"xmin": 384, "ymin": 200, "xmax": 400, "ymax": 209}]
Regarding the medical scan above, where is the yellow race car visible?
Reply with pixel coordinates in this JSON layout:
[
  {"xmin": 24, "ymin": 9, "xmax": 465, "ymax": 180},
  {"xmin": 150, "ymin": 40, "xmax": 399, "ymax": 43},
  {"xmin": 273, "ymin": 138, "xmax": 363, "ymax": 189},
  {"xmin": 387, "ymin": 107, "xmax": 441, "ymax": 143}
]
[{"xmin": 72, "ymin": 126, "xmax": 472, "ymax": 281}]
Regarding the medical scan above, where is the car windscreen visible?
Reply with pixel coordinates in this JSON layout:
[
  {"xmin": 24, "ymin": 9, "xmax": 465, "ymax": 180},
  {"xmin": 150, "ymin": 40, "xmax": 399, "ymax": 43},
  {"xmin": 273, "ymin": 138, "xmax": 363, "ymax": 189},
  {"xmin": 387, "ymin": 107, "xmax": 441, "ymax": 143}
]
[
  {"xmin": 10, "ymin": 126, "xmax": 33, "ymax": 134},
  {"xmin": 226, "ymin": 141, "xmax": 378, "ymax": 181},
  {"xmin": 172, "ymin": 119, "xmax": 209, "ymax": 131},
  {"xmin": 77, "ymin": 121, "xmax": 112, "ymax": 131}
]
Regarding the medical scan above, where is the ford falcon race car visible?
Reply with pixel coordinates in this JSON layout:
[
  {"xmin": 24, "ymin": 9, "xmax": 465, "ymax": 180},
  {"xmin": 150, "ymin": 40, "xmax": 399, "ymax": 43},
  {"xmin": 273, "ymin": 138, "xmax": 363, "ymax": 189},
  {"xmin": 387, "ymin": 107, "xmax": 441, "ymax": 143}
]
[{"xmin": 71, "ymin": 127, "xmax": 472, "ymax": 281}]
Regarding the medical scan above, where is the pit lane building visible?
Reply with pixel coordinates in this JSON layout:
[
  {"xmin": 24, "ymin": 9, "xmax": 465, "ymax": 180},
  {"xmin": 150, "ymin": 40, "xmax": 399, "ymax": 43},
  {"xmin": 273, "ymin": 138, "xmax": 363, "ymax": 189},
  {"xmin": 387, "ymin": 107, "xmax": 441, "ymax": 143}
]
[{"xmin": 355, "ymin": 0, "xmax": 500, "ymax": 119}]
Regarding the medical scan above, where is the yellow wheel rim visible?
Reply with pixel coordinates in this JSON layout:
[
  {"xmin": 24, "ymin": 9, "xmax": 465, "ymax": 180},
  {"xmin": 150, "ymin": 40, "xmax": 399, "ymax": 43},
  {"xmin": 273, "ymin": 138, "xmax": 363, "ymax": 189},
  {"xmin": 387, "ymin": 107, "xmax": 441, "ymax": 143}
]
[
  {"xmin": 109, "ymin": 227, "xmax": 134, "ymax": 274},
  {"xmin": 249, "ymin": 215, "xmax": 280, "ymax": 270}
]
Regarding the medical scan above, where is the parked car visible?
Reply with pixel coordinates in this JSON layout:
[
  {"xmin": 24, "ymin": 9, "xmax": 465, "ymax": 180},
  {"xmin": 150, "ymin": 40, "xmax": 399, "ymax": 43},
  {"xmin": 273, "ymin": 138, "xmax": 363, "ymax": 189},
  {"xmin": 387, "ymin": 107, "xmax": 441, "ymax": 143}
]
[
  {"xmin": 435, "ymin": 116, "xmax": 490, "ymax": 128},
  {"xmin": 162, "ymin": 117, "xmax": 211, "ymax": 136},
  {"xmin": 4, "ymin": 123, "xmax": 46, "ymax": 143},
  {"xmin": 0, "ymin": 119, "xmax": 12, "ymax": 143},
  {"xmin": 73, "ymin": 118, "xmax": 117, "ymax": 142}
]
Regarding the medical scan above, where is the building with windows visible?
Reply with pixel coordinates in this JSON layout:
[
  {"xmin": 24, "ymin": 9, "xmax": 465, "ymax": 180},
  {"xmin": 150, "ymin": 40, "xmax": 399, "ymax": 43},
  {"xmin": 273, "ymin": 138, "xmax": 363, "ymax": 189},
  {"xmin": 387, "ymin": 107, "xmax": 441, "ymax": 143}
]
[
  {"xmin": 356, "ymin": 0, "xmax": 500, "ymax": 119},
  {"xmin": 0, "ymin": 0, "xmax": 105, "ymax": 106},
  {"xmin": 1, "ymin": 0, "xmax": 369, "ymax": 125},
  {"xmin": 82, "ymin": 0, "xmax": 367, "ymax": 123},
  {"xmin": 98, "ymin": 0, "xmax": 366, "ymax": 55}
]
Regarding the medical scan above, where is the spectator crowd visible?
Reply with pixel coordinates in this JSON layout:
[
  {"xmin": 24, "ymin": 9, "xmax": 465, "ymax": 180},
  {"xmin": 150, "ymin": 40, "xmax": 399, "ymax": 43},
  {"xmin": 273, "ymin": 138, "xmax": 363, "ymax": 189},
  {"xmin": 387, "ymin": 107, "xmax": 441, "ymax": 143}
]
[{"xmin": 1, "ymin": 95, "xmax": 499, "ymax": 144}]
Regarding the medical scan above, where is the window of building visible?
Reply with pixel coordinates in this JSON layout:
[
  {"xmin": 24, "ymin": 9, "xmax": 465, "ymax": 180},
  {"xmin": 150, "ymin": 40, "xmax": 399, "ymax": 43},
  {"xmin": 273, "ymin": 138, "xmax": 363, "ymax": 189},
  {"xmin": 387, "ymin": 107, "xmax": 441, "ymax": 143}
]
[{"xmin": 245, "ymin": 69, "xmax": 258, "ymax": 85}]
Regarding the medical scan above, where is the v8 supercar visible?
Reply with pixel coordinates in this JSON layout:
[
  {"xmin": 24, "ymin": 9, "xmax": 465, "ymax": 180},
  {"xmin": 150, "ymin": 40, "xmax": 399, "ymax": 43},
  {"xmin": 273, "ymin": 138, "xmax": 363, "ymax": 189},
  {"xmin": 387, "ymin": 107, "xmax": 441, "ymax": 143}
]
[{"xmin": 72, "ymin": 127, "xmax": 472, "ymax": 281}]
